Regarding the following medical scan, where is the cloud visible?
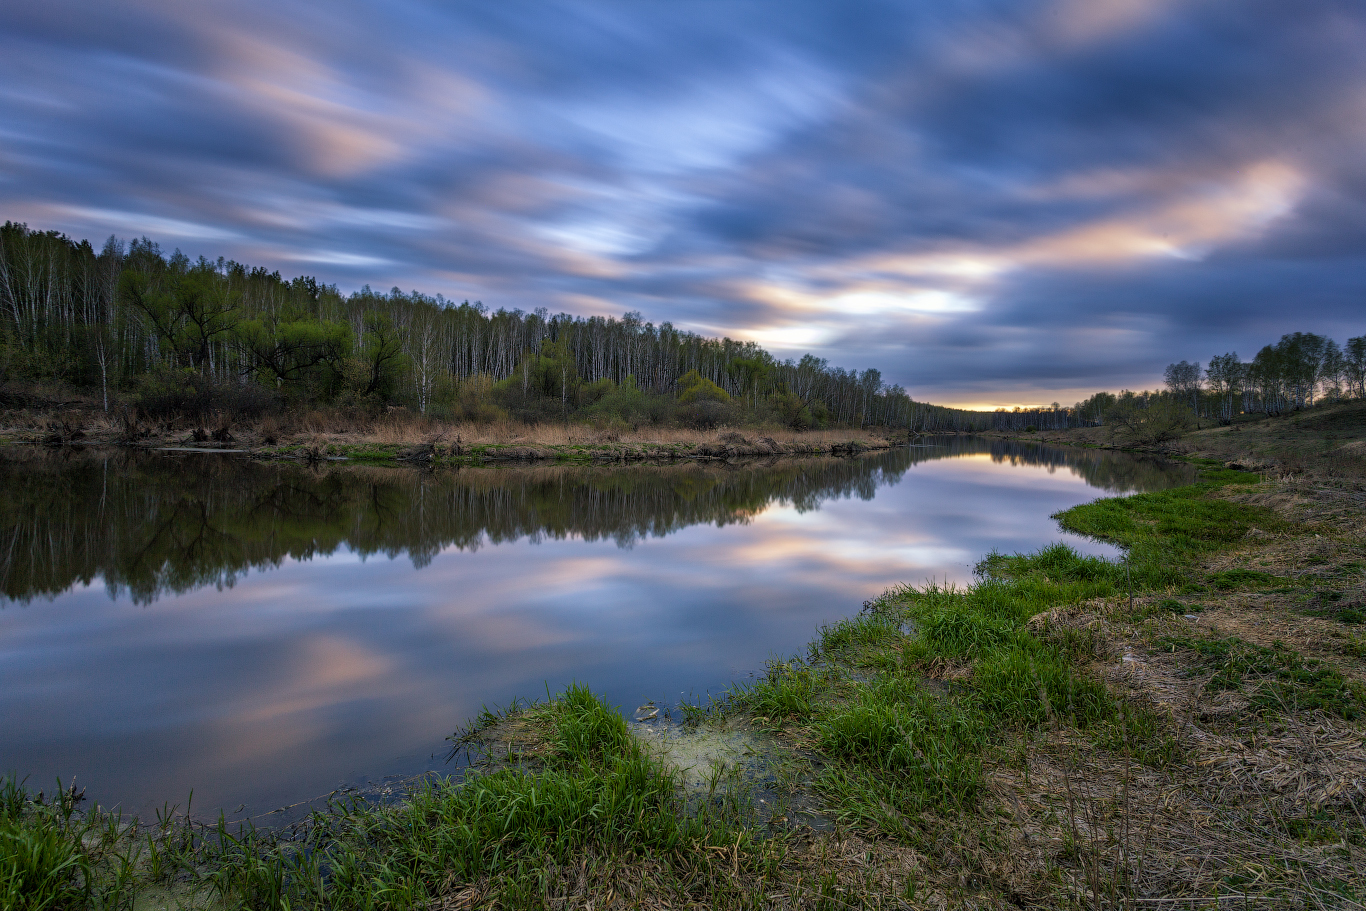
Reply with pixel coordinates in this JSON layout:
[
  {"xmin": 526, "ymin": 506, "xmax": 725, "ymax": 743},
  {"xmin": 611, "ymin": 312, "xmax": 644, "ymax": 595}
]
[{"xmin": 2, "ymin": 0, "xmax": 1364, "ymax": 403}]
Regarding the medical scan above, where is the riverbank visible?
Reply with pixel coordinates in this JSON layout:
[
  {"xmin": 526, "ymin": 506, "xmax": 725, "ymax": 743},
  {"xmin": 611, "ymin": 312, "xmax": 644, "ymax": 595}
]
[
  {"xmin": 254, "ymin": 430, "xmax": 890, "ymax": 465},
  {"xmin": 0, "ymin": 406, "xmax": 895, "ymax": 465},
  {"xmin": 984, "ymin": 399, "xmax": 1366, "ymax": 480},
  {"xmin": 6, "ymin": 435, "xmax": 1364, "ymax": 908}
]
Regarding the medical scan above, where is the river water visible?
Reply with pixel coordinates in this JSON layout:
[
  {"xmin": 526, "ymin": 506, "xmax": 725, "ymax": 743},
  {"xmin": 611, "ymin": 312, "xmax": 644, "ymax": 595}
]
[{"xmin": 0, "ymin": 437, "xmax": 1193, "ymax": 818}]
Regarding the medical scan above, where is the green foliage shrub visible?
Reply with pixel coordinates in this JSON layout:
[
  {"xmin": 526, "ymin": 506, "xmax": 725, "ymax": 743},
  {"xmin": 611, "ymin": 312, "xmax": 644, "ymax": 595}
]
[
  {"xmin": 585, "ymin": 375, "xmax": 673, "ymax": 426},
  {"xmin": 428, "ymin": 373, "xmax": 508, "ymax": 423},
  {"xmin": 676, "ymin": 369, "xmax": 731, "ymax": 405},
  {"xmin": 1105, "ymin": 394, "xmax": 1195, "ymax": 444},
  {"xmin": 131, "ymin": 367, "xmax": 274, "ymax": 418}
]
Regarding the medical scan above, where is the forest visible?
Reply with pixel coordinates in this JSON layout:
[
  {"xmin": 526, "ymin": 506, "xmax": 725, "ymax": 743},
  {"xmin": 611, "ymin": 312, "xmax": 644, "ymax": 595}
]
[
  {"xmin": 0, "ymin": 222, "xmax": 931, "ymax": 432},
  {"xmin": 1, "ymin": 220, "xmax": 1361, "ymax": 436}
]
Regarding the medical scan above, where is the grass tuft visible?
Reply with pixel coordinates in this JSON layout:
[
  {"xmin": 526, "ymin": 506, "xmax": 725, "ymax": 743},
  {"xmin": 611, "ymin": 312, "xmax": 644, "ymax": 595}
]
[
  {"xmin": 814, "ymin": 677, "xmax": 986, "ymax": 813},
  {"xmin": 815, "ymin": 614, "xmax": 903, "ymax": 655},
  {"xmin": 0, "ymin": 813, "xmax": 91, "ymax": 911},
  {"xmin": 1208, "ymin": 569, "xmax": 1281, "ymax": 590},
  {"xmin": 737, "ymin": 658, "xmax": 822, "ymax": 722},
  {"xmin": 1159, "ymin": 633, "xmax": 1366, "ymax": 719}
]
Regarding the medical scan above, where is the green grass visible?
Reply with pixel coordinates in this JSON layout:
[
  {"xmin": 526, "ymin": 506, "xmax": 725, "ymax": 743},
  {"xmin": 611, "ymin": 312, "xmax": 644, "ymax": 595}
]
[
  {"xmin": 1, "ymin": 813, "xmax": 91, "ymax": 911},
  {"xmin": 734, "ymin": 658, "xmax": 822, "ymax": 723},
  {"xmin": 816, "ymin": 677, "xmax": 985, "ymax": 797},
  {"xmin": 973, "ymin": 644, "xmax": 1114, "ymax": 727},
  {"xmin": 1304, "ymin": 589, "xmax": 1365, "ymax": 624},
  {"xmin": 813, "ymin": 677, "xmax": 987, "ymax": 835},
  {"xmin": 13, "ymin": 450, "xmax": 1355, "ymax": 907},
  {"xmin": 1208, "ymin": 569, "xmax": 1281, "ymax": 590},
  {"xmin": 1094, "ymin": 701, "xmax": 1184, "ymax": 767},
  {"xmin": 3, "ymin": 687, "xmax": 756, "ymax": 910},
  {"xmin": 206, "ymin": 684, "xmax": 750, "ymax": 909},
  {"xmin": 1158, "ymin": 633, "xmax": 1366, "ymax": 719},
  {"xmin": 889, "ymin": 551, "xmax": 1121, "ymax": 732},
  {"xmin": 815, "ymin": 613, "xmax": 903, "ymax": 656},
  {"xmin": 806, "ymin": 462, "xmax": 1288, "ymax": 827},
  {"xmin": 0, "ymin": 777, "xmax": 140, "ymax": 911},
  {"xmin": 322, "ymin": 442, "xmax": 403, "ymax": 462},
  {"xmin": 1055, "ymin": 470, "xmax": 1288, "ymax": 589}
]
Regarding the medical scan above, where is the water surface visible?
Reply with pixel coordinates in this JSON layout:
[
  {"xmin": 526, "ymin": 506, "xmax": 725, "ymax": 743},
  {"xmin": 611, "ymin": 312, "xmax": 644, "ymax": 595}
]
[{"xmin": 0, "ymin": 438, "xmax": 1193, "ymax": 816}]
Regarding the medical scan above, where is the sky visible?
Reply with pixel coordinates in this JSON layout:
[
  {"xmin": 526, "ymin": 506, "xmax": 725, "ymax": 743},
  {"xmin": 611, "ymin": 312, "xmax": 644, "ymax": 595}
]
[{"xmin": 2, "ymin": 1, "xmax": 1364, "ymax": 408}]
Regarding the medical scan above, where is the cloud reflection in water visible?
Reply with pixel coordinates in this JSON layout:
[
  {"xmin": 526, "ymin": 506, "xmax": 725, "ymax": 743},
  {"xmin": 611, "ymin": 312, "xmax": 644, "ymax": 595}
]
[{"xmin": 0, "ymin": 439, "xmax": 1192, "ymax": 815}]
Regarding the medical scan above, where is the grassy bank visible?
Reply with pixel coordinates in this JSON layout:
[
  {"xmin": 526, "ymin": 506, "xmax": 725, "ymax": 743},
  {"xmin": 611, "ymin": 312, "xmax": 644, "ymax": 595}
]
[{"xmin": 6, "ymin": 447, "xmax": 1365, "ymax": 907}]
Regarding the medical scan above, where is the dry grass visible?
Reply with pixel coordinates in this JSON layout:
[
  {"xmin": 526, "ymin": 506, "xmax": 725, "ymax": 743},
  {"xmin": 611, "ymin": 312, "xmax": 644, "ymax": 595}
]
[
  {"xmin": 289, "ymin": 417, "xmax": 889, "ymax": 449},
  {"xmin": 0, "ymin": 403, "xmax": 895, "ymax": 451},
  {"xmin": 429, "ymin": 832, "xmax": 950, "ymax": 911},
  {"xmin": 710, "ymin": 458, "xmax": 1366, "ymax": 908},
  {"xmin": 985, "ymin": 473, "xmax": 1366, "ymax": 906}
]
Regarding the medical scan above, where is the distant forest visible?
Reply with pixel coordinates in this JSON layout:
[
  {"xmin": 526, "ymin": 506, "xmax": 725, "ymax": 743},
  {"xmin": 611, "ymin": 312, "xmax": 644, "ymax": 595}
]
[{"xmin": 1, "ymin": 221, "xmax": 1361, "ymax": 434}]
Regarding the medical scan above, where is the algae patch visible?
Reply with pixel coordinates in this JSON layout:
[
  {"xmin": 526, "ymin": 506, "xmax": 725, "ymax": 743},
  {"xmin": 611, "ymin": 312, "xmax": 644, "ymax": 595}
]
[{"xmin": 632, "ymin": 716, "xmax": 833, "ymax": 831}]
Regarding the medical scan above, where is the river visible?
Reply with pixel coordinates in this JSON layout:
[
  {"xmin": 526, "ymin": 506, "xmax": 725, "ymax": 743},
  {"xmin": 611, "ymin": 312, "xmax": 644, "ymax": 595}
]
[{"xmin": 0, "ymin": 437, "xmax": 1193, "ymax": 818}]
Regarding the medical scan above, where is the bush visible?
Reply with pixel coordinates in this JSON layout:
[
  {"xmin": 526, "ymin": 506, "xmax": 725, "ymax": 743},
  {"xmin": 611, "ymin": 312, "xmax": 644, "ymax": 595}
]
[
  {"xmin": 585, "ymin": 376, "xmax": 672, "ymax": 426},
  {"xmin": 676, "ymin": 369, "xmax": 731, "ymax": 405},
  {"xmin": 430, "ymin": 374, "xmax": 507, "ymax": 423},
  {"xmin": 131, "ymin": 368, "xmax": 275, "ymax": 420},
  {"xmin": 676, "ymin": 399, "xmax": 734, "ymax": 429},
  {"xmin": 1105, "ymin": 395, "xmax": 1195, "ymax": 444}
]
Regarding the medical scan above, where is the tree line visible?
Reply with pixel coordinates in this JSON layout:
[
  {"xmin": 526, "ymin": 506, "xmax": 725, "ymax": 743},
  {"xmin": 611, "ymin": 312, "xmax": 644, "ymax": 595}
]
[
  {"xmin": 1059, "ymin": 331, "xmax": 1365, "ymax": 443},
  {"xmin": 1164, "ymin": 332, "xmax": 1366, "ymax": 421},
  {"xmin": 0, "ymin": 221, "xmax": 941, "ymax": 430},
  {"xmin": 2, "ymin": 221, "xmax": 1360, "ymax": 434}
]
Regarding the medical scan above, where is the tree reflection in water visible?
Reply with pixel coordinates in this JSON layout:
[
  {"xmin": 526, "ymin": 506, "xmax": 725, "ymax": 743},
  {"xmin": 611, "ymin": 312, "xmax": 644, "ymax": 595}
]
[{"xmin": 0, "ymin": 439, "xmax": 1193, "ymax": 606}]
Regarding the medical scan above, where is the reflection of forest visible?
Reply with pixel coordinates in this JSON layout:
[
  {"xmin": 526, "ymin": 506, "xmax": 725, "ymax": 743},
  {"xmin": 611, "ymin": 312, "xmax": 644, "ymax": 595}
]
[
  {"xmin": 925, "ymin": 436, "xmax": 1197, "ymax": 494},
  {"xmin": 0, "ymin": 439, "xmax": 1191, "ymax": 605}
]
